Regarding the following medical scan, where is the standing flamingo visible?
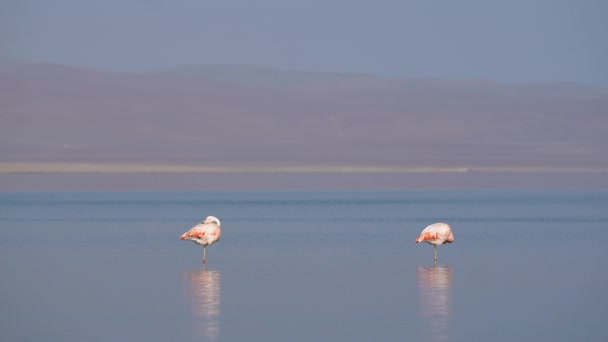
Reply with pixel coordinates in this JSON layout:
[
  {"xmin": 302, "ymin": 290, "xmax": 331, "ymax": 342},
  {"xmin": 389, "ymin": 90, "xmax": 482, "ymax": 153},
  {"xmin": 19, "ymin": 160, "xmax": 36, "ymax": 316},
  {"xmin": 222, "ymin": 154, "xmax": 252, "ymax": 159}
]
[
  {"xmin": 181, "ymin": 216, "xmax": 222, "ymax": 264},
  {"xmin": 415, "ymin": 222, "xmax": 454, "ymax": 264}
]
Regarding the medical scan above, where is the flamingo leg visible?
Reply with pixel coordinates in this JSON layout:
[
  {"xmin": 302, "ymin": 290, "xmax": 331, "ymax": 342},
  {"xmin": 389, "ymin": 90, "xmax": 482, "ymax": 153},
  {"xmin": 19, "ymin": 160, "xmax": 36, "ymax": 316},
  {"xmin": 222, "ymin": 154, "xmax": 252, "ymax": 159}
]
[
  {"xmin": 203, "ymin": 246, "xmax": 207, "ymax": 264},
  {"xmin": 434, "ymin": 245, "xmax": 437, "ymax": 264}
]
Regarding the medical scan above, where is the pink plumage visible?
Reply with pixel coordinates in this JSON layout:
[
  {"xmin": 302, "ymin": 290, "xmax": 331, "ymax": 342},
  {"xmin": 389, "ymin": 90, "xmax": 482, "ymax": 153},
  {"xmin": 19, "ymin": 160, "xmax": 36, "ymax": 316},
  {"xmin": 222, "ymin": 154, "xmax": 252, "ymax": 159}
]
[
  {"xmin": 181, "ymin": 215, "xmax": 222, "ymax": 264},
  {"xmin": 415, "ymin": 222, "xmax": 454, "ymax": 263}
]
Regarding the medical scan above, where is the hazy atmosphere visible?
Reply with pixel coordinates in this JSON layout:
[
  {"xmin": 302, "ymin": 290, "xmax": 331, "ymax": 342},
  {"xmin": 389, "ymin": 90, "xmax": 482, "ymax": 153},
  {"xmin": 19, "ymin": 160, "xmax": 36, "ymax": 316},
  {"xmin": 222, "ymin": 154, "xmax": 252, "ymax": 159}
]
[
  {"xmin": 2, "ymin": 0, "xmax": 607, "ymax": 84},
  {"xmin": 1, "ymin": 0, "xmax": 607, "ymax": 189},
  {"xmin": 2, "ymin": 3, "xmax": 608, "ymax": 342}
]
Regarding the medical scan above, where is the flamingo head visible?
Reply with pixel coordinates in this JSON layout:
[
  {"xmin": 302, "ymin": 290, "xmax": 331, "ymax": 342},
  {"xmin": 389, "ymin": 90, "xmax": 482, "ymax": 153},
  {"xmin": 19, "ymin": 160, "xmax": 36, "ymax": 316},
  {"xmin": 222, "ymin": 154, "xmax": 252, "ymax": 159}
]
[{"xmin": 203, "ymin": 215, "xmax": 221, "ymax": 226}]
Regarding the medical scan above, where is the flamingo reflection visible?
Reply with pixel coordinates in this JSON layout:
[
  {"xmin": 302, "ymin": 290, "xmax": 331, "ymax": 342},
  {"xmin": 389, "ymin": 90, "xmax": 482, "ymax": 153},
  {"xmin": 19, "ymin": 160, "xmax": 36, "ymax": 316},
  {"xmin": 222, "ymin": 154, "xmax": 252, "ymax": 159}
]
[
  {"xmin": 418, "ymin": 265, "xmax": 453, "ymax": 342},
  {"xmin": 185, "ymin": 267, "xmax": 221, "ymax": 340}
]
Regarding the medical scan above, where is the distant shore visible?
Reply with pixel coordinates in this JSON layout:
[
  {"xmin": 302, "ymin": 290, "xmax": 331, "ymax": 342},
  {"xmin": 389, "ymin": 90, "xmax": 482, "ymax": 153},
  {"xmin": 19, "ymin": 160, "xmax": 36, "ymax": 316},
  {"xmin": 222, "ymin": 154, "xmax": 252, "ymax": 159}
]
[
  {"xmin": 1, "ymin": 162, "xmax": 607, "ymax": 191},
  {"xmin": 1, "ymin": 162, "xmax": 607, "ymax": 174}
]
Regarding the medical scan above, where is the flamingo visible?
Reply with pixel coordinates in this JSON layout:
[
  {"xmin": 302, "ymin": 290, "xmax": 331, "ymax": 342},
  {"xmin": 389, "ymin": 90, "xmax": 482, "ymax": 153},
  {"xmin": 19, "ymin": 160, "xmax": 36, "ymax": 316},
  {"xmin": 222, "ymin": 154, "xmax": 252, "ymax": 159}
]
[
  {"xmin": 181, "ymin": 216, "xmax": 222, "ymax": 264},
  {"xmin": 415, "ymin": 222, "xmax": 454, "ymax": 264}
]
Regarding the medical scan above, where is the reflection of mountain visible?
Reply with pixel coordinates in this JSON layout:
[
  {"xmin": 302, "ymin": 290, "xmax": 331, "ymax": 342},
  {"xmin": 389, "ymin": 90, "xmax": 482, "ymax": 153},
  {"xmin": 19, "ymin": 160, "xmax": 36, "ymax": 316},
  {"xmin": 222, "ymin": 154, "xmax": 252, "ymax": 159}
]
[
  {"xmin": 186, "ymin": 268, "xmax": 221, "ymax": 340},
  {"xmin": 418, "ymin": 265, "xmax": 453, "ymax": 342}
]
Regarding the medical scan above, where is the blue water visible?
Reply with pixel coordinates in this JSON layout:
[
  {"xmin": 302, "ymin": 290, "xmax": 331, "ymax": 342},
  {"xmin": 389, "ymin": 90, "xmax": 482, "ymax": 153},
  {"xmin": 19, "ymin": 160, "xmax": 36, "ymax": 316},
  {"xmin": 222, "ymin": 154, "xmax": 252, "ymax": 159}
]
[{"xmin": 1, "ymin": 190, "xmax": 607, "ymax": 341}]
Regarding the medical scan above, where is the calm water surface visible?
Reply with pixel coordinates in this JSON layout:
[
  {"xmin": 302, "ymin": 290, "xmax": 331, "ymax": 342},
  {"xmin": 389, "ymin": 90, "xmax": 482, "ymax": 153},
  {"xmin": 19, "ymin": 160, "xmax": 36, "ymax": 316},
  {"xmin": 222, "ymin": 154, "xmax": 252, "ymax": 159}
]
[{"xmin": 1, "ymin": 189, "xmax": 607, "ymax": 341}]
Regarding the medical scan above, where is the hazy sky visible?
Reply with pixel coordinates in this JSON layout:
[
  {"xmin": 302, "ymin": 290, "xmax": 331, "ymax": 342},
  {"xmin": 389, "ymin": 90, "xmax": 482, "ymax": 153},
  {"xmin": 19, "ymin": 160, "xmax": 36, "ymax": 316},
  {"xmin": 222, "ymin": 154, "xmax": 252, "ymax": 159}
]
[{"xmin": 1, "ymin": 0, "xmax": 607, "ymax": 85}]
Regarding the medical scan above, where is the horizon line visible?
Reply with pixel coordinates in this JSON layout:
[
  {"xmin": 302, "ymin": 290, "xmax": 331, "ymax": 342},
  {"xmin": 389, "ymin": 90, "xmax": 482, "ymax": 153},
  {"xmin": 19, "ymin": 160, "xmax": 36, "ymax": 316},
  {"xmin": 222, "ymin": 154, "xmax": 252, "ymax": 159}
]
[{"xmin": 1, "ymin": 162, "xmax": 607, "ymax": 174}]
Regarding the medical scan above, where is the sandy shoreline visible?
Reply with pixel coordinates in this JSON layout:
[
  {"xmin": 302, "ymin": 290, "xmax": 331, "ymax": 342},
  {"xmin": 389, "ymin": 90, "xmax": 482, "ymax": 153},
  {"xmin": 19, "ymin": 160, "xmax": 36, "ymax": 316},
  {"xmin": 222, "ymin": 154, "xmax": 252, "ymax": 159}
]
[
  {"xmin": 1, "ymin": 170, "xmax": 607, "ymax": 191},
  {"xmin": 1, "ymin": 162, "xmax": 608, "ymax": 174}
]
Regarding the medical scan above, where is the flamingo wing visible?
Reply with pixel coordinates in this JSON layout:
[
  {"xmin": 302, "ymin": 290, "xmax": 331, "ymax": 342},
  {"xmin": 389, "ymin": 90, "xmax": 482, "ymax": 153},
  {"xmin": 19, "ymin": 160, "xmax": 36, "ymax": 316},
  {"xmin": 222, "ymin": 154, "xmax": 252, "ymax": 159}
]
[
  {"xmin": 181, "ymin": 223, "xmax": 221, "ymax": 245},
  {"xmin": 415, "ymin": 223, "xmax": 453, "ymax": 244}
]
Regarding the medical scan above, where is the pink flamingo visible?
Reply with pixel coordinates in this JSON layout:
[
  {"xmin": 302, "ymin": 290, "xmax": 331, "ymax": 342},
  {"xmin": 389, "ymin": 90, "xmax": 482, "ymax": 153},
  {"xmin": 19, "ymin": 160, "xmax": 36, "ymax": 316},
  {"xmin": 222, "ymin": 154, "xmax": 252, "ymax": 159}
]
[
  {"xmin": 181, "ymin": 216, "xmax": 222, "ymax": 264},
  {"xmin": 415, "ymin": 222, "xmax": 454, "ymax": 263}
]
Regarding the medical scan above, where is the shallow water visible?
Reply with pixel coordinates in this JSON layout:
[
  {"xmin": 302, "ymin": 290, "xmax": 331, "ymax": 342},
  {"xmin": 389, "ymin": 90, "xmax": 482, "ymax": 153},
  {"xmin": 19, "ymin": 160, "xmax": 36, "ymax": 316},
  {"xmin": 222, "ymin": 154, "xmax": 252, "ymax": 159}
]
[{"xmin": 1, "ymin": 189, "xmax": 607, "ymax": 341}]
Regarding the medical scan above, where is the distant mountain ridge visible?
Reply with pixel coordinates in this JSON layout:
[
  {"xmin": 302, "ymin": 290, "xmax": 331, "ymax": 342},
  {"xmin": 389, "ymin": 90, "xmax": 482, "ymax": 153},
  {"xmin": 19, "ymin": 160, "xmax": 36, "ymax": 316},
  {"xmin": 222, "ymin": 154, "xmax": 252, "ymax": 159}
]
[
  {"xmin": 161, "ymin": 64, "xmax": 377, "ymax": 88},
  {"xmin": 1, "ymin": 59, "xmax": 607, "ymax": 168}
]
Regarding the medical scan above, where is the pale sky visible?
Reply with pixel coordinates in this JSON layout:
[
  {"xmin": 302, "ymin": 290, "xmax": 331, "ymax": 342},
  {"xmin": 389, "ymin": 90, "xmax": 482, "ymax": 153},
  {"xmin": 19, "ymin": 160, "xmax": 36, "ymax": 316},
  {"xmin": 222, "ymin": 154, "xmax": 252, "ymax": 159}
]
[{"xmin": 1, "ymin": 0, "xmax": 607, "ymax": 85}]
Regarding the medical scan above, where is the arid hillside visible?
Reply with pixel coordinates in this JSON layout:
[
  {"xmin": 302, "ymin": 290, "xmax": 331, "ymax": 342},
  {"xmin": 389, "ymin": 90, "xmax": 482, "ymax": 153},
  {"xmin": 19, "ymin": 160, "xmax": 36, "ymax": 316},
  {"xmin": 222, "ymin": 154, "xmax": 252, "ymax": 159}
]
[{"xmin": 2, "ymin": 60, "xmax": 607, "ymax": 169}]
